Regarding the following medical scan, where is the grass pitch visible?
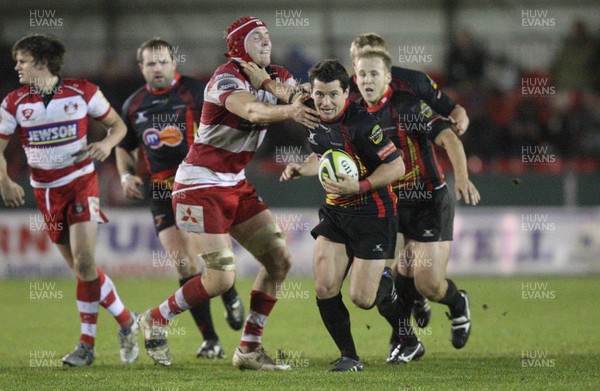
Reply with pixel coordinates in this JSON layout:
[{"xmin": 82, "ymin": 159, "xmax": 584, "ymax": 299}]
[{"xmin": 0, "ymin": 276, "xmax": 599, "ymax": 390}]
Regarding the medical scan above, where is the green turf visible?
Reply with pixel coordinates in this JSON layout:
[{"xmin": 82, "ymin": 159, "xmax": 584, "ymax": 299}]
[{"xmin": 0, "ymin": 276, "xmax": 598, "ymax": 390}]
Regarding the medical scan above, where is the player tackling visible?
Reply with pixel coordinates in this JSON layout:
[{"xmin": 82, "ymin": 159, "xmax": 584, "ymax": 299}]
[{"xmin": 137, "ymin": 16, "xmax": 320, "ymax": 369}]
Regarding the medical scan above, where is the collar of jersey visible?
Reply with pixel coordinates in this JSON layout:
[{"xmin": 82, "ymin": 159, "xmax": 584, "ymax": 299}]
[
  {"xmin": 365, "ymin": 86, "xmax": 392, "ymax": 113},
  {"xmin": 146, "ymin": 72, "xmax": 181, "ymax": 94},
  {"xmin": 320, "ymin": 98, "xmax": 349, "ymax": 123}
]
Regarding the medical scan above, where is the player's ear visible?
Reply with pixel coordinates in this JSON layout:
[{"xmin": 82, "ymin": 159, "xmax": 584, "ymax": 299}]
[{"xmin": 385, "ymin": 71, "xmax": 392, "ymax": 85}]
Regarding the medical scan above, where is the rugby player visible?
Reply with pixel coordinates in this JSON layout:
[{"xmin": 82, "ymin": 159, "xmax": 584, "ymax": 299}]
[
  {"xmin": 354, "ymin": 49, "xmax": 479, "ymax": 363},
  {"xmin": 280, "ymin": 59, "xmax": 405, "ymax": 371},
  {"xmin": 116, "ymin": 38, "xmax": 246, "ymax": 359},
  {"xmin": 137, "ymin": 16, "xmax": 320, "ymax": 369},
  {"xmin": 0, "ymin": 34, "xmax": 137, "ymax": 366}
]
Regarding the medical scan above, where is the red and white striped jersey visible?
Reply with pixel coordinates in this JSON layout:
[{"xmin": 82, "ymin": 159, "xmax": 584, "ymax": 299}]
[
  {"xmin": 0, "ymin": 79, "xmax": 111, "ymax": 188},
  {"xmin": 174, "ymin": 61, "xmax": 295, "ymax": 189}
]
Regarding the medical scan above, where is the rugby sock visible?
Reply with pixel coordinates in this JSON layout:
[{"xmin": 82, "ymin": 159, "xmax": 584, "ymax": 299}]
[
  {"xmin": 240, "ymin": 290, "xmax": 277, "ymax": 350},
  {"xmin": 437, "ymin": 279, "xmax": 465, "ymax": 317},
  {"xmin": 76, "ymin": 277, "xmax": 101, "ymax": 347},
  {"xmin": 221, "ymin": 285, "xmax": 239, "ymax": 304},
  {"xmin": 376, "ymin": 268, "xmax": 401, "ymax": 332},
  {"xmin": 150, "ymin": 274, "xmax": 209, "ymax": 326},
  {"xmin": 179, "ymin": 275, "xmax": 218, "ymax": 341},
  {"xmin": 396, "ymin": 274, "xmax": 417, "ymax": 344},
  {"xmin": 97, "ymin": 269, "xmax": 133, "ymax": 330},
  {"xmin": 316, "ymin": 294, "xmax": 359, "ymax": 361}
]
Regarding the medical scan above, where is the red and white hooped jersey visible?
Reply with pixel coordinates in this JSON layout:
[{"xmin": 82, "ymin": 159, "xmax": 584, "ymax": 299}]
[
  {"xmin": 0, "ymin": 79, "xmax": 111, "ymax": 188},
  {"xmin": 173, "ymin": 61, "xmax": 295, "ymax": 192}
]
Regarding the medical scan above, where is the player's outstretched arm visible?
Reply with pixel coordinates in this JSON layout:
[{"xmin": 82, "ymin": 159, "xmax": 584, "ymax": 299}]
[
  {"xmin": 0, "ymin": 138, "xmax": 25, "ymax": 207},
  {"xmin": 280, "ymin": 153, "xmax": 319, "ymax": 182},
  {"xmin": 87, "ymin": 109, "xmax": 128, "ymax": 162},
  {"xmin": 448, "ymin": 105, "xmax": 469, "ymax": 136},
  {"xmin": 116, "ymin": 147, "xmax": 143, "ymax": 200},
  {"xmin": 225, "ymin": 91, "xmax": 319, "ymax": 129},
  {"xmin": 434, "ymin": 128, "xmax": 480, "ymax": 205},
  {"xmin": 324, "ymin": 156, "xmax": 405, "ymax": 195}
]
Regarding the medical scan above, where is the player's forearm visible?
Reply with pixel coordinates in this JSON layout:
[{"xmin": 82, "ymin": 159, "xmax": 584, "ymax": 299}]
[
  {"xmin": 450, "ymin": 106, "xmax": 469, "ymax": 131},
  {"xmin": 439, "ymin": 130, "xmax": 469, "ymax": 181},
  {"xmin": 103, "ymin": 121, "xmax": 127, "ymax": 149},
  {"xmin": 299, "ymin": 153, "xmax": 319, "ymax": 176},
  {"xmin": 262, "ymin": 80, "xmax": 296, "ymax": 103},
  {"xmin": 115, "ymin": 147, "xmax": 137, "ymax": 176},
  {"xmin": 365, "ymin": 157, "xmax": 405, "ymax": 189},
  {"xmin": 0, "ymin": 140, "xmax": 11, "ymax": 183},
  {"xmin": 245, "ymin": 101, "xmax": 294, "ymax": 124}
]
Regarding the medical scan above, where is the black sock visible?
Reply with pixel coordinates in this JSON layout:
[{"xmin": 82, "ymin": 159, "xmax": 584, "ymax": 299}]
[
  {"xmin": 179, "ymin": 275, "xmax": 218, "ymax": 341},
  {"xmin": 395, "ymin": 274, "xmax": 418, "ymax": 345},
  {"xmin": 437, "ymin": 279, "xmax": 465, "ymax": 317},
  {"xmin": 220, "ymin": 284, "xmax": 238, "ymax": 304},
  {"xmin": 316, "ymin": 294, "xmax": 358, "ymax": 361},
  {"xmin": 373, "ymin": 267, "xmax": 395, "ymax": 307},
  {"xmin": 376, "ymin": 268, "xmax": 400, "ymax": 335}
]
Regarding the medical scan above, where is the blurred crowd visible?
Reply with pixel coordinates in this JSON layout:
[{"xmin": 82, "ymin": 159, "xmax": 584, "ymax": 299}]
[{"xmin": 1, "ymin": 20, "xmax": 599, "ymax": 207}]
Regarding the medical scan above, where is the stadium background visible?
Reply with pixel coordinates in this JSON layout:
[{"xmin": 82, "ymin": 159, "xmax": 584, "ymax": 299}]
[
  {"xmin": 1, "ymin": 1, "xmax": 599, "ymax": 390},
  {"xmin": 1, "ymin": 0, "xmax": 599, "ymax": 278}
]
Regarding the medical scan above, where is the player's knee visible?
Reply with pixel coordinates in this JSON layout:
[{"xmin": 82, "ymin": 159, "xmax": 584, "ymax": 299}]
[
  {"xmin": 315, "ymin": 280, "xmax": 340, "ymax": 299},
  {"xmin": 73, "ymin": 251, "xmax": 96, "ymax": 278},
  {"xmin": 176, "ymin": 257, "xmax": 200, "ymax": 278},
  {"xmin": 202, "ymin": 247, "xmax": 236, "ymax": 273},
  {"xmin": 349, "ymin": 290, "xmax": 375, "ymax": 310},
  {"xmin": 263, "ymin": 247, "xmax": 292, "ymax": 282}
]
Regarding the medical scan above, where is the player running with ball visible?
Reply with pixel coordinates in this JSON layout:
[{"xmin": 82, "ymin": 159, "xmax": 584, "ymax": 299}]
[
  {"xmin": 354, "ymin": 49, "xmax": 479, "ymax": 363},
  {"xmin": 280, "ymin": 60, "xmax": 405, "ymax": 372}
]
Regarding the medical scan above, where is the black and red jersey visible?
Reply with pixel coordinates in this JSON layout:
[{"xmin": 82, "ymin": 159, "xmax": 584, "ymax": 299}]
[
  {"xmin": 119, "ymin": 73, "xmax": 204, "ymax": 182},
  {"xmin": 349, "ymin": 65, "xmax": 457, "ymax": 117},
  {"xmin": 306, "ymin": 99, "xmax": 400, "ymax": 217},
  {"xmin": 359, "ymin": 87, "xmax": 451, "ymax": 196}
]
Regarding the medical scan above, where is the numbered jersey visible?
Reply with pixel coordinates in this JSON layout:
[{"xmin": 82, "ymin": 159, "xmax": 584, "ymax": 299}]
[
  {"xmin": 175, "ymin": 61, "xmax": 295, "ymax": 189},
  {"xmin": 0, "ymin": 79, "xmax": 111, "ymax": 188}
]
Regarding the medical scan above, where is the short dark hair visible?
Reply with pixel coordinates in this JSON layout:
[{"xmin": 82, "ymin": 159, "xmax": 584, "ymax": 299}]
[
  {"xmin": 355, "ymin": 49, "xmax": 392, "ymax": 72},
  {"xmin": 136, "ymin": 37, "xmax": 175, "ymax": 63},
  {"xmin": 308, "ymin": 59, "xmax": 349, "ymax": 91},
  {"xmin": 12, "ymin": 34, "xmax": 65, "ymax": 76}
]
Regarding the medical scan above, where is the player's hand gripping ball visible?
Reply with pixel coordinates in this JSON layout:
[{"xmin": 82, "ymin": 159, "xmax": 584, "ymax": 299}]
[{"xmin": 318, "ymin": 149, "xmax": 359, "ymax": 189}]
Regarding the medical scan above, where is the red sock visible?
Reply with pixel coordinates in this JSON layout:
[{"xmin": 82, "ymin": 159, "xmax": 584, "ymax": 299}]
[
  {"xmin": 151, "ymin": 274, "xmax": 209, "ymax": 326},
  {"xmin": 240, "ymin": 290, "xmax": 277, "ymax": 350},
  {"xmin": 97, "ymin": 269, "xmax": 132, "ymax": 328},
  {"xmin": 76, "ymin": 277, "xmax": 101, "ymax": 347}
]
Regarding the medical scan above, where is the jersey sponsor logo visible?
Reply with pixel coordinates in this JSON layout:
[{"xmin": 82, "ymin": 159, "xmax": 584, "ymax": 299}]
[
  {"xmin": 64, "ymin": 102, "xmax": 78, "ymax": 115},
  {"xmin": 217, "ymin": 78, "xmax": 239, "ymax": 91},
  {"xmin": 214, "ymin": 72, "xmax": 236, "ymax": 81},
  {"xmin": 369, "ymin": 124, "xmax": 383, "ymax": 145},
  {"xmin": 376, "ymin": 141, "xmax": 396, "ymax": 160},
  {"xmin": 22, "ymin": 109, "xmax": 34, "ymax": 120},
  {"xmin": 176, "ymin": 204, "xmax": 204, "ymax": 233},
  {"xmin": 143, "ymin": 126, "xmax": 184, "ymax": 149},
  {"xmin": 26, "ymin": 121, "xmax": 78, "ymax": 146},
  {"xmin": 419, "ymin": 102, "xmax": 433, "ymax": 119}
]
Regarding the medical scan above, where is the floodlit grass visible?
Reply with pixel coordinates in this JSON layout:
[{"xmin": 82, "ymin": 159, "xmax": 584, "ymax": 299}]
[{"xmin": 1, "ymin": 276, "xmax": 598, "ymax": 390}]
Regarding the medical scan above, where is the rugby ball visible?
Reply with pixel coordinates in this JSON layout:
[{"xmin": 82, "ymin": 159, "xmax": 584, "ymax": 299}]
[{"xmin": 318, "ymin": 149, "xmax": 359, "ymax": 188}]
